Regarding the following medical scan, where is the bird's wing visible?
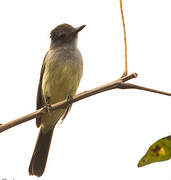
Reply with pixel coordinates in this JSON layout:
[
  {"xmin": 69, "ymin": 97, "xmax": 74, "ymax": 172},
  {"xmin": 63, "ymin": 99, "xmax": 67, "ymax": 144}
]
[{"xmin": 36, "ymin": 53, "xmax": 48, "ymax": 127}]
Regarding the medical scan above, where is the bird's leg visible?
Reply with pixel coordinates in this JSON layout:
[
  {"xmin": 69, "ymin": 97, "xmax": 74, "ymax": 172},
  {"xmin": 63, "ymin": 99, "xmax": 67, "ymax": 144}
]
[{"xmin": 45, "ymin": 96, "xmax": 52, "ymax": 113}]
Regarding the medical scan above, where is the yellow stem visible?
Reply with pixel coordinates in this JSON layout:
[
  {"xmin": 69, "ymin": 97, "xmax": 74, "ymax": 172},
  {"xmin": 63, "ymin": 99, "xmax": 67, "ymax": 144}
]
[{"xmin": 120, "ymin": 0, "xmax": 128, "ymax": 77}]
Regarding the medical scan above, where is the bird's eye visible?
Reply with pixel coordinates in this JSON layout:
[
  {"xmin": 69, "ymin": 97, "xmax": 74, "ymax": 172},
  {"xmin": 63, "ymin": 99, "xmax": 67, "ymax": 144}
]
[
  {"xmin": 59, "ymin": 31, "xmax": 66, "ymax": 38},
  {"xmin": 59, "ymin": 33, "xmax": 65, "ymax": 38}
]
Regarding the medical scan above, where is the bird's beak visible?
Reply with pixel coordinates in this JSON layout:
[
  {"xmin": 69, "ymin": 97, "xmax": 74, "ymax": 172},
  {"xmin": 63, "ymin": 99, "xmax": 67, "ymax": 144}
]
[{"xmin": 74, "ymin": 25, "xmax": 86, "ymax": 33}]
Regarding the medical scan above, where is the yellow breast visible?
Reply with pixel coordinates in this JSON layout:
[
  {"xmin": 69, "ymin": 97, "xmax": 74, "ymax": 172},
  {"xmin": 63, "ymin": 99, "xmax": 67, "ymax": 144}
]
[
  {"xmin": 41, "ymin": 49, "xmax": 83, "ymax": 132},
  {"xmin": 42, "ymin": 57, "xmax": 82, "ymax": 104}
]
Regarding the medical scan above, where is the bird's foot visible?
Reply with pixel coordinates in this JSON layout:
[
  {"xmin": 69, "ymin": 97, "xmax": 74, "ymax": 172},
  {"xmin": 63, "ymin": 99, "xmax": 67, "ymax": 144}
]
[
  {"xmin": 45, "ymin": 103, "xmax": 52, "ymax": 113},
  {"xmin": 67, "ymin": 95, "xmax": 73, "ymax": 106},
  {"xmin": 45, "ymin": 96, "xmax": 52, "ymax": 112}
]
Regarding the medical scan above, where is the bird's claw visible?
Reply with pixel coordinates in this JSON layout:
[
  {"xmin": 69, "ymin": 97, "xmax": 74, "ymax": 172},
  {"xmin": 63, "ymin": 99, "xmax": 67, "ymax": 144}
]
[
  {"xmin": 45, "ymin": 103, "xmax": 52, "ymax": 113},
  {"xmin": 67, "ymin": 95, "xmax": 73, "ymax": 106}
]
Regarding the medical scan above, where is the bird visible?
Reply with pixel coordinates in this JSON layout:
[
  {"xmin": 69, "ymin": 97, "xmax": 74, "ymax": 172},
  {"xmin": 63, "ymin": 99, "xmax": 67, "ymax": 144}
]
[{"xmin": 29, "ymin": 23, "xmax": 85, "ymax": 177}]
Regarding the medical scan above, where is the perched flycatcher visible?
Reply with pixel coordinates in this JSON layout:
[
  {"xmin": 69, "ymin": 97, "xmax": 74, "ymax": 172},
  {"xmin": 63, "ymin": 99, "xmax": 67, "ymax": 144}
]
[{"xmin": 29, "ymin": 24, "xmax": 85, "ymax": 177}]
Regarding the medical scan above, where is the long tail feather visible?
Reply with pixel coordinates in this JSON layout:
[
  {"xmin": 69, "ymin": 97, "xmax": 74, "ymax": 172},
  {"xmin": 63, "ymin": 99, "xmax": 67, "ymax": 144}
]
[{"xmin": 29, "ymin": 127, "xmax": 54, "ymax": 177}]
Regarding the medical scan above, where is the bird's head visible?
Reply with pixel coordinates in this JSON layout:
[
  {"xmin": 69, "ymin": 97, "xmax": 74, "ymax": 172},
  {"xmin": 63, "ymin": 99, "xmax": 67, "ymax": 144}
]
[{"xmin": 50, "ymin": 24, "xmax": 86, "ymax": 48}]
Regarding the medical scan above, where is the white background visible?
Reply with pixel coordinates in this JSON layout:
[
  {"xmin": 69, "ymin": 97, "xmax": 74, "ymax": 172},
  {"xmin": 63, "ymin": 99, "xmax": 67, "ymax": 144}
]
[{"xmin": 0, "ymin": 0, "xmax": 171, "ymax": 179}]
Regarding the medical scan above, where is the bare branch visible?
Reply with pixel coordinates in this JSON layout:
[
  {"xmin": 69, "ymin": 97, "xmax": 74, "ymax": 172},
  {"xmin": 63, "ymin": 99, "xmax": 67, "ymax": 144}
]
[
  {"xmin": 0, "ymin": 72, "xmax": 171, "ymax": 134},
  {"xmin": 0, "ymin": 73, "xmax": 137, "ymax": 133},
  {"xmin": 118, "ymin": 83, "xmax": 171, "ymax": 96}
]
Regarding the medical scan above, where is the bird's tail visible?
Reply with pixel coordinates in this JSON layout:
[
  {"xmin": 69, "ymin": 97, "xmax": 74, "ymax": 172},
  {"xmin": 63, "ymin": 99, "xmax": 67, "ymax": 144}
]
[{"xmin": 29, "ymin": 127, "xmax": 54, "ymax": 177}]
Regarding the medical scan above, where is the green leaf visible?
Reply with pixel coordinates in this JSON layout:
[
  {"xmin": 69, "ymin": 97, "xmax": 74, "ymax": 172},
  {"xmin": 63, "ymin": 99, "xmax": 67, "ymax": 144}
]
[{"xmin": 138, "ymin": 135, "xmax": 171, "ymax": 167}]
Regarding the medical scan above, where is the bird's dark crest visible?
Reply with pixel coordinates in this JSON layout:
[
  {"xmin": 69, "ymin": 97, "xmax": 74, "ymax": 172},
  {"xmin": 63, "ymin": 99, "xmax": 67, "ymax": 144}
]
[{"xmin": 50, "ymin": 24, "xmax": 74, "ymax": 40}]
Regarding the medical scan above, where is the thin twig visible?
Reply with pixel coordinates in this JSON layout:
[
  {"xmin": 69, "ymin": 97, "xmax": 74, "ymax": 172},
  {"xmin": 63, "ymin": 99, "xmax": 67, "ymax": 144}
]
[
  {"xmin": 120, "ymin": 0, "xmax": 128, "ymax": 77},
  {"xmin": 0, "ymin": 73, "xmax": 137, "ymax": 133},
  {"xmin": 118, "ymin": 83, "xmax": 171, "ymax": 96}
]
